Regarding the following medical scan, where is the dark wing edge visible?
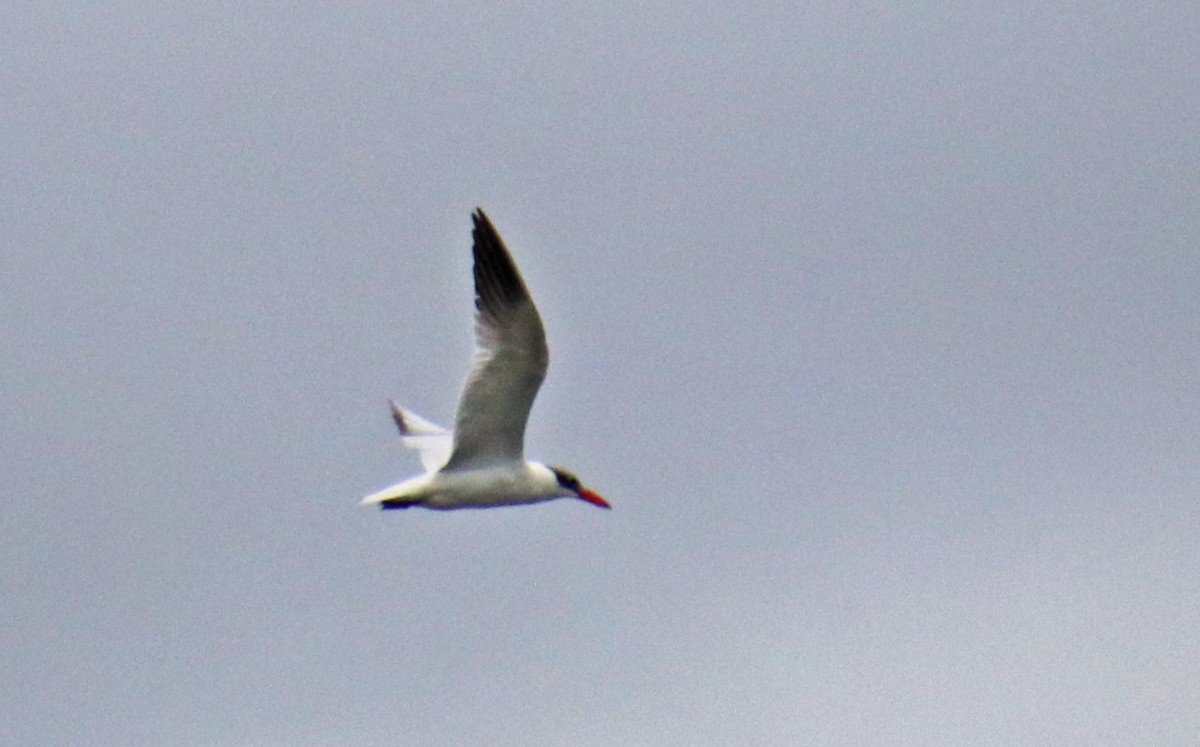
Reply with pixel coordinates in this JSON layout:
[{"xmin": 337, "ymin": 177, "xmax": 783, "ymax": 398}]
[{"xmin": 471, "ymin": 208, "xmax": 536, "ymax": 322}]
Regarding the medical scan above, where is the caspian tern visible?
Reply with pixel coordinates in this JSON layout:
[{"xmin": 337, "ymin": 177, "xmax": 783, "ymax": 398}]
[{"xmin": 360, "ymin": 209, "xmax": 609, "ymax": 511}]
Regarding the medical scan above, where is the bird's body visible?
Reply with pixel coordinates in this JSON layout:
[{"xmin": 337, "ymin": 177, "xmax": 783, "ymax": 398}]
[
  {"xmin": 362, "ymin": 462, "xmax": 576, "ymax": 510},
  {"xmin": 360, "ymin": 209, "xmax": 608, "ymax": 512}
]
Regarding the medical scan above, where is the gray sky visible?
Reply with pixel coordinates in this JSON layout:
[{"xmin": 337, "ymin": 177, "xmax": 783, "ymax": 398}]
[{"xmin": 3, "ymin": 3, "xmax": 1198, "ymax": 745}]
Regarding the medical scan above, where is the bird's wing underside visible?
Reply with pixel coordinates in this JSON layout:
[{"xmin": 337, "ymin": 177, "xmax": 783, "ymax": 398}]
[
  {"xmin": 442, "ymin": 209, "xmax": 549, "ymax": 471},
  {"xmin": 390, "ymin": 401, "xmax": 453, "ymax": 472}
]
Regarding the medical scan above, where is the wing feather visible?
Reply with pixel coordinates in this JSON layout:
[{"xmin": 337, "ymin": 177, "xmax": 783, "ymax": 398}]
[{"xmin": 389, "ymin": 401, "xmax": 452, "ymax": 472}]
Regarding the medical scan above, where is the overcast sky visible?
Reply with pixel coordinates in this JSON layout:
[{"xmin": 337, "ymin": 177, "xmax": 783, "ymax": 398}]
[{"xmin": 3, "ymin": 3, "xmax": 1198, "ymax": 745}]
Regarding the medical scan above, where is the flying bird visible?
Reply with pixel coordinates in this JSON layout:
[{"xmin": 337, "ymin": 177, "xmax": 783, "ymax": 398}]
[{"xmin": 361, "ymin": 209, "xmax": 609, "ymax": 511}]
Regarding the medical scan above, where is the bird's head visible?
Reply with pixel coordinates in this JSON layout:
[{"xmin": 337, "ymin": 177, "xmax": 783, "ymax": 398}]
[{"xmin": 549, "ymin": 465, "xmax": 610, "ymax": 509}]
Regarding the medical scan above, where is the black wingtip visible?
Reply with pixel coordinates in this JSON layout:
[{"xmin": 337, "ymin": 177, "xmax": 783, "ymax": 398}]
[
  {"xmin": 471, "ymin": 209, "xmax": 499, "ymax": 248},
  {"xmin": 388, "ymin": 399, "xmax": 409, "ymax": 435},
  {"xmin": 470, "ymin": 208, "xmax": 530, "ymax": 314}
]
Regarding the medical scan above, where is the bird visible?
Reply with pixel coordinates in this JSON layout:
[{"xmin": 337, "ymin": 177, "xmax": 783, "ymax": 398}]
[{"xmin": 360, "ymin": 209, "xmax": 610, "ymax": 511}]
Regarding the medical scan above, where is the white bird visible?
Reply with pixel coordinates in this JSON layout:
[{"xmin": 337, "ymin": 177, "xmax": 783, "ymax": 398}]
[{"xmin": 361, "ymin": 209, "xmax": 610, "ymax": 511}]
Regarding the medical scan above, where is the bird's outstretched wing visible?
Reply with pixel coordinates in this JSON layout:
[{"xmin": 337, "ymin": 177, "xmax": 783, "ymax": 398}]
[
  {"xmin": 389, "ymin": 401, "xmax": 452, "ymax": 472},
  {"xmin": 441, "ymin": 209, "xmax": 549, "ymax": 471}
]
